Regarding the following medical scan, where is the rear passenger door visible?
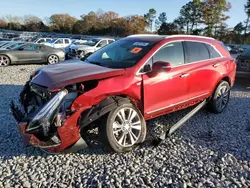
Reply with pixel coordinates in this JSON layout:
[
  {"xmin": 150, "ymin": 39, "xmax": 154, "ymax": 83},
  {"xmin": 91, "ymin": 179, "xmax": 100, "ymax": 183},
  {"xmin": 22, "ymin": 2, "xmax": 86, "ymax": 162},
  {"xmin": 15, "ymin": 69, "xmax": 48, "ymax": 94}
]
[{"xmin": 183, "ymin": 41, "xmax": 222, "ymax": 100}]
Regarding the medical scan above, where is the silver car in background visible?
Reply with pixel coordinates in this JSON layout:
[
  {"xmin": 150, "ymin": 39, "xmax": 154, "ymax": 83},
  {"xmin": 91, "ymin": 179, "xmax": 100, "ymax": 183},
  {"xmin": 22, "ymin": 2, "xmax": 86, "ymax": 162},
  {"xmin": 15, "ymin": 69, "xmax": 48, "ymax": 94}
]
[{"xmin": 0, "ymin": 43, "xmax": 65, "ymax": 66}]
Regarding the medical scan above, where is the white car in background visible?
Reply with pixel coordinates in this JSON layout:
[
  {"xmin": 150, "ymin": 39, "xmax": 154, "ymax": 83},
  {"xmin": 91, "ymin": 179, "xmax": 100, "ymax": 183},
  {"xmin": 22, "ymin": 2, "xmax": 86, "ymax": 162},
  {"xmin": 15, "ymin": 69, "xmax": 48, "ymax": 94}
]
[
  {"xmin": 68, "ymin": 38, "xmax": 115, "ymax": 59},
  {"xmin": 44, "ymin": 38, "xmax": 72, "ymax": 48}
]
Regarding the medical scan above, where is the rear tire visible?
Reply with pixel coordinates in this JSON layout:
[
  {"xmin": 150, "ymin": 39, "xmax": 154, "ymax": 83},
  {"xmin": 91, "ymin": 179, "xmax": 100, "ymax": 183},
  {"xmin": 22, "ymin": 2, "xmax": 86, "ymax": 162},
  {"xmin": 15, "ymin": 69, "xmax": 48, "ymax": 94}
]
[
  {"xmin": 207, "ymin": 81, "xmax": 230, "ymax": 114},
  {"xmin": 99, "ymin": 103, "xmax": 146, "ymax": 153},
  {"xmin": 47, "ymin": 54, "xmax": 59, "ymax": 64},
  {"xmin": 0, "ymin": 55, "xmax": 10, "ymax": 67}
]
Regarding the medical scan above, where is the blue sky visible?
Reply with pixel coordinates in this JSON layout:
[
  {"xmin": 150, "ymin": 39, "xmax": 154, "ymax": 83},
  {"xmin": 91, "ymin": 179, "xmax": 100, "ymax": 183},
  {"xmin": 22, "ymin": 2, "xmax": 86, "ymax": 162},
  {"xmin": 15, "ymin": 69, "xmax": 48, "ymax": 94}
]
[{"xmin": 0, "ymin": 0, "xmax": 247, "ymax": 28}]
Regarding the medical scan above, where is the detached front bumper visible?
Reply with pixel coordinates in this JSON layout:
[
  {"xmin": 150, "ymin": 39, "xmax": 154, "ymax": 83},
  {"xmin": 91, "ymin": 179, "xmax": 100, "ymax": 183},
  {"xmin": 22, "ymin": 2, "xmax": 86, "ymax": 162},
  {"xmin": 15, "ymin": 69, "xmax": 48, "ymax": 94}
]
[{"xmin": 10, "ymin": 88, "xmax": 88, "ymax": 153}]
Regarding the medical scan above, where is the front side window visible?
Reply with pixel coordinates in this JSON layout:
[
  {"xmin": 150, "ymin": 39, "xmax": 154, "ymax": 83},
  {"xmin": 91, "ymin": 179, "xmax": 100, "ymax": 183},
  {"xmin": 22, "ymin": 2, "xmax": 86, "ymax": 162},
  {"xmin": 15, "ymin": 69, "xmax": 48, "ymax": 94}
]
[
  {"xmin": 85, "ymin": 38, "xmax": 158, "ymax": 69},
  {"xmin": 38, "ymin": 39, "xmax": 45, "ymax": 43},
  {"xmin": 23, "ymin": 45, "xmax": 38, "ymax": 51},
  {"xmin": 97, "ymin": 40, "xmax": 108, "ymax": 48},
  {"xmin": 55, "ymin": 39, "xmax": 63, "ymax": 44},
  {"xmin": 108, "ymin": 40, "xmax": 114, "ymax": 44},
  {"xmin": 185, "ymin": 41, "xmax": 210, "ymax": 63},
  {"xmin": 153, "ymin": 42, "xmax": 185, "ymax": 66}
]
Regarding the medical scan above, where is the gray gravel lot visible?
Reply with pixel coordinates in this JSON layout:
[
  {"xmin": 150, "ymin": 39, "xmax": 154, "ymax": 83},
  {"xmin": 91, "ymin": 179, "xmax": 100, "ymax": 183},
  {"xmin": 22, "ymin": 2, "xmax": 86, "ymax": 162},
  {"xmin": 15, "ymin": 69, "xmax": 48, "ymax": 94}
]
[{"xmin": 0, "ymin": 64, "xmax": 250, "ymax": 187}]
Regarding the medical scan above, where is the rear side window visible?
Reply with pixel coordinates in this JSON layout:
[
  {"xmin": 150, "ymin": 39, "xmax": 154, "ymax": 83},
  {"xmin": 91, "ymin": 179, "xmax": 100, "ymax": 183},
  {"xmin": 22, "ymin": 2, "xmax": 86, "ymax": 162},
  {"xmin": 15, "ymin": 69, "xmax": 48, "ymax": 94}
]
[
  {"xmin": 65, "ymin": 39, "xmax": 70, "ymax": 44},
  {"xmin": 55, "ymin": 39, "xmax": 63, "ymax": 44},
  {"xmin": 153, "ymin": 42, "xmax": 184, "ymax": 66},
  {"xmin": 205, "ymin": 44, "xmax": 221, "ymax": 58},
  {"xmin": 185, "ymin": 41, "xmax": 209, "ymax": 63}
]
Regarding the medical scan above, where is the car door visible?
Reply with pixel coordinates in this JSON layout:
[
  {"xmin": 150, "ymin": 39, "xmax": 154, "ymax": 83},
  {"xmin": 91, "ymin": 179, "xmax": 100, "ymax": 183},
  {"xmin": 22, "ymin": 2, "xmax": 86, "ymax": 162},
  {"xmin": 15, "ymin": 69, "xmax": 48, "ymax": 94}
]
[
  {"xmin": 64, "ymin": 39, "xmax": 70, "ymax": 48},
  {"xmin": 14, "ymin": 44, "xmax": 44, "ymax": 63},
  {"xmin": 183, "ymin": 41, "xmax": 223, "ymax": 100},
  {"xmin": 96, "ymin": 40, "xmax": 108, "ymax": 51},
  {"xmin": 142, "ymin": 41, "xmax": 189, "ymax": 116}
]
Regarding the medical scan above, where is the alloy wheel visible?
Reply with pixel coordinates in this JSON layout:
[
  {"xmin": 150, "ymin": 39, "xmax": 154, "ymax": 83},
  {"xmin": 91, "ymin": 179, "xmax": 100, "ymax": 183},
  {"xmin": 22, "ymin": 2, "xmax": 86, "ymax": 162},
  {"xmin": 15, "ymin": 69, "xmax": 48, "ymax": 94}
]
[
  {"xmin": 112, "ymin": 107, "xmax": 142, "ymax": 147},
  {"xmin": 215, "ymin": 85, "xmax": 230, "ymax": 112},
  {"xmin": 48, "ymin": 55, "xmax": 59, "ymax": 64},
  {"xmin": 0, "ymin": 55, "xmax": 9, "ymax": 66}
]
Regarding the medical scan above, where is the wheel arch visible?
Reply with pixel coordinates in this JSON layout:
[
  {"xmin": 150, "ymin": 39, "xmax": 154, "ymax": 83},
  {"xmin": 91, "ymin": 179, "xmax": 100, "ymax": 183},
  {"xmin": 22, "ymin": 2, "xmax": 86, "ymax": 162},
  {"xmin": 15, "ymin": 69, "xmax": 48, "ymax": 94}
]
[
  {"xmin": 212, "ymin": 75, "xmax": 231, "ymax": 94},
  {"xmin": 221, "ymin": 76, "xmax": 231, "ymax": 86},
  {"xmin": 0, "ymin": 54, "xmax": 12, "ymax": 64},
  {"xmin": 79, "ymin": 95, "xmax": 142, "ymax": 130}
]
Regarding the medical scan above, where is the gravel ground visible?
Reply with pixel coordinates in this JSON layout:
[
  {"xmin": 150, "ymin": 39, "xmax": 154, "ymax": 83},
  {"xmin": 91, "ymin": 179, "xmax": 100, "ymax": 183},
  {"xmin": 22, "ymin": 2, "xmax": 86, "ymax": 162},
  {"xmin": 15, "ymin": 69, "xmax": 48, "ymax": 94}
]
[{"xmin": 0, "ymin": 64, "xmax": 250, "ymax": 187}]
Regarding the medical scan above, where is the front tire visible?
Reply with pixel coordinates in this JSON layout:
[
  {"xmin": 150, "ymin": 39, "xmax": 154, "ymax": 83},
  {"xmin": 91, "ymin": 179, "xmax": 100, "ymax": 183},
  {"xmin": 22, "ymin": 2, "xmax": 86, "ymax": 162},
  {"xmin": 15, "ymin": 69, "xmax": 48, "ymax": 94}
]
[
  {"xmin": 0, "ymin": 55, "xmax": 10, "ymax": 67},
  {"xmin": 99, "ymin": 103, "xmax": 146, "ymax": 153},
  {"xmin": 47, "ymin": 54, "xmax": 59, "ymax": 64},
  {"xmin": 207, "ymin": 81, "xmax": 230, "ymax": 114}
]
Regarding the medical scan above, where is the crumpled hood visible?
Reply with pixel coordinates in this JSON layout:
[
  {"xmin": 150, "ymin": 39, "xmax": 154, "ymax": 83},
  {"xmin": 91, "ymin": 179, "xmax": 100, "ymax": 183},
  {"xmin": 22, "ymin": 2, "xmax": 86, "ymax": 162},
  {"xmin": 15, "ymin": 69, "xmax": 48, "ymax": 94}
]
[{"xmin": 31, "ymin": 60, "xmax": 125, "ymax": 90}]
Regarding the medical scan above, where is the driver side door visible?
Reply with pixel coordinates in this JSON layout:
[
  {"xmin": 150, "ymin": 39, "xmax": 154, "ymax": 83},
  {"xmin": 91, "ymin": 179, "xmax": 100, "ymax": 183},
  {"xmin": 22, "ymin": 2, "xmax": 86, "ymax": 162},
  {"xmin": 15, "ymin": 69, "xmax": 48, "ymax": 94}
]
[{"xmin": 142, "ymin": 41, "xmax": 190, "ymax": 117}]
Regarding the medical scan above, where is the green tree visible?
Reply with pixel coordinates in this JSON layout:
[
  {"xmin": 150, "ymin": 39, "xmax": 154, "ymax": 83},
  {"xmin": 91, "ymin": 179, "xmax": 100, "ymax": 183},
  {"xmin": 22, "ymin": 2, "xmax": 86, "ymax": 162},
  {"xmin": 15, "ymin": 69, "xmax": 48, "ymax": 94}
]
[
  {"xmin": 244, "ymin": 0, "xmax": 250, "ymax": 35},
  {"xmin": 155, "ymin": 12, "xmax": 167, "ymax": 30},
  {"xmin": 234, "ymin": 22, "xmax": 244, "ymax": 34},
  {"xmin": 144, "ymin": 8, "xmax": 157, "ymax": 32},
  {"xmin": 179, "ymin": 1, "xmax": 203, "ymax": 34},
  {"xmin": 158, "ymin": 22, "xmax": 180, "ymax": 35},
  {"xmin": 198, "ymin": 0, "xmax": 231, "ymax": 36}
]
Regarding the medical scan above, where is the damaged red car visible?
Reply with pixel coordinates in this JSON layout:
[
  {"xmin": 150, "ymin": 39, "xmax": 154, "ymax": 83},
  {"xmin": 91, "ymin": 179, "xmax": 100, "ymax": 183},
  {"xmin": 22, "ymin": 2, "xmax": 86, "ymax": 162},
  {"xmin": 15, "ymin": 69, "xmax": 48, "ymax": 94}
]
[{"xmin": 11, "ymin": 34, "xmax": 236, "ymax": 153}]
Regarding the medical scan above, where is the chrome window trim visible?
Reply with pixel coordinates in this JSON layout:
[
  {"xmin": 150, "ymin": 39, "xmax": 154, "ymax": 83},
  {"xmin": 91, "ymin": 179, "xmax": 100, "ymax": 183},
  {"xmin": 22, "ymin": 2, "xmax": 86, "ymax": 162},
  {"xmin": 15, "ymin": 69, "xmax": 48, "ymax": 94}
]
[
  {"xmin": 146, "ymin": 92, "xmax": 209, "ymax": 114},
  {"xmin": 136, "ymin": 39, "xmax": 223, "ymax": 75}
]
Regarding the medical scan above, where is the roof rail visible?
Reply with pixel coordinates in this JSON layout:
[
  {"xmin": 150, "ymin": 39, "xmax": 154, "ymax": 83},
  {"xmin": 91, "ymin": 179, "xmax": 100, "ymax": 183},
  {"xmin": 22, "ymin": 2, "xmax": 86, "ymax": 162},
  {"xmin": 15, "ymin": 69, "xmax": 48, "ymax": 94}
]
[{"xmin": 166, "ymin": 35, "xmax": 215, "ymax": 40}]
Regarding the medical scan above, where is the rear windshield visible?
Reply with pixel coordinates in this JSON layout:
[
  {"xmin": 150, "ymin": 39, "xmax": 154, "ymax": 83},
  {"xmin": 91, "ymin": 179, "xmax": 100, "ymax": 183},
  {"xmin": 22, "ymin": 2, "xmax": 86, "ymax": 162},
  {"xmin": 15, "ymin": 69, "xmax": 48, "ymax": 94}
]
[{"xmin": 85, "ymin": 38, "xmax": 159, "ymax": 69}]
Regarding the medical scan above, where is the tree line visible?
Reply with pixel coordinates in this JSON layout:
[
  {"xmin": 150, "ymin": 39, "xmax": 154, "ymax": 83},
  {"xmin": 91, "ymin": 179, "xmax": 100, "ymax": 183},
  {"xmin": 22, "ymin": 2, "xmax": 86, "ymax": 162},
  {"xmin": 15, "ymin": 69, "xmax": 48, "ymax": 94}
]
[{"xmin": 1, "ymin": 0, "xmax": 250, "ymax": 44}]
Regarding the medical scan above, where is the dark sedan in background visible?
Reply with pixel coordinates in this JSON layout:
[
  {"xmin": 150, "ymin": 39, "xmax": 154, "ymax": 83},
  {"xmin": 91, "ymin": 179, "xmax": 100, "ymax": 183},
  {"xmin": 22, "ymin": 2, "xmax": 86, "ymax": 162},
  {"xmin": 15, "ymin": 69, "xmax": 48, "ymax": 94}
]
[
  {"xmin": 236, "ymin": 49, "xmax": 250, "ymax": 77},
  {"xmin": 0, "ymin": 43, "xmax": 65, "ymax": 66}
]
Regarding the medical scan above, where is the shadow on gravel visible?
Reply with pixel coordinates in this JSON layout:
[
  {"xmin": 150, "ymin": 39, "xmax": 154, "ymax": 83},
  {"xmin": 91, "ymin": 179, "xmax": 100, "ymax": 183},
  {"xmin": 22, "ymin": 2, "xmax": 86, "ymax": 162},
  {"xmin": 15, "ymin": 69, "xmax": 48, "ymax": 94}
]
[
  {"xmin": 0, "ymin": 82, "xmax": 250, "ymax": 163},
  {"xmin": 233, "ymin": 77, "xmax": 250, "ymax": 91}
]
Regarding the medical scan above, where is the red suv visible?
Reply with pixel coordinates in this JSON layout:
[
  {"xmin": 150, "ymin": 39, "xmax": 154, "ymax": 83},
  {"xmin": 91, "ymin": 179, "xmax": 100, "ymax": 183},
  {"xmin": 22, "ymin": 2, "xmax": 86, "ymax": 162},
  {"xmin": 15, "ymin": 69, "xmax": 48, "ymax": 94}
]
[{"xmin": 11, "ymin": 35, "xmax": 236, "ymax": 153}]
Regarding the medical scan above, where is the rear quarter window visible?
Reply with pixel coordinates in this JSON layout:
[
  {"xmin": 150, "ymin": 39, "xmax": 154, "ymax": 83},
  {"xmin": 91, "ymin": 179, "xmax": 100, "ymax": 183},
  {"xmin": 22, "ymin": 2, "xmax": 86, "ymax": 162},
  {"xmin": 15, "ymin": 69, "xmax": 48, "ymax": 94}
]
[{"xmin": 205, "ymin": 44, "xmax": 221, "ymax": 58}]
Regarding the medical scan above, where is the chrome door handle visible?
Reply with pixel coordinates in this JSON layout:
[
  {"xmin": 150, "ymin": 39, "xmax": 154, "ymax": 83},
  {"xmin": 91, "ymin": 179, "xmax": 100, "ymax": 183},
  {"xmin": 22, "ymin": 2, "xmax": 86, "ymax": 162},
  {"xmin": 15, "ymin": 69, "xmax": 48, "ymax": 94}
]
[
  {"xmin": 213, "ymin": 63, "xmax": 220, "ymax": 67},
  {"xmin": 180, "ymin": 73, "xmax": 190, "ymax": 78}
]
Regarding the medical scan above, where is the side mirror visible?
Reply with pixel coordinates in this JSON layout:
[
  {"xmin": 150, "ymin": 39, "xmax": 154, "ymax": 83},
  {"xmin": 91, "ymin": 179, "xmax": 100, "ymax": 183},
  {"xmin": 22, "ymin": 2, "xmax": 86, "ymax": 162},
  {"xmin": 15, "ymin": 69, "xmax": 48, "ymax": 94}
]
[{"xmin": 152, "ymin": 61, "xmax": 172, "ymax": 73}]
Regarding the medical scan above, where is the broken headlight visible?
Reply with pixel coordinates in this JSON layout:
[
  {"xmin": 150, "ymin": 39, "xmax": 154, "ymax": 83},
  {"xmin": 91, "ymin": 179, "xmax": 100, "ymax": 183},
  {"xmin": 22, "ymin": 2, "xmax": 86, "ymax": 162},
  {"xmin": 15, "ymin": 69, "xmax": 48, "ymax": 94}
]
[{"xmin": 25, "ymin": 89, "xmax": 68, "ymax": 135}]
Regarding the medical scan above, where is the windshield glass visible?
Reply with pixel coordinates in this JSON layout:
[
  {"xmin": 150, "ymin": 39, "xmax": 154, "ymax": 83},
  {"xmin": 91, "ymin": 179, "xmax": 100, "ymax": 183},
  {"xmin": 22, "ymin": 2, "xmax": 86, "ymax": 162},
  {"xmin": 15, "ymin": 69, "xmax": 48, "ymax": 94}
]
[
  {"xmin": 83, "ymin": 39, "xmax": 100, "ymax": 46},
  {"xmin": 7, "ymin": 43, "xmax": 23, "ymax": 49},
  {"xmin": 85, "ymin": 38, "xmax": 158, "ymax": 69}
]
